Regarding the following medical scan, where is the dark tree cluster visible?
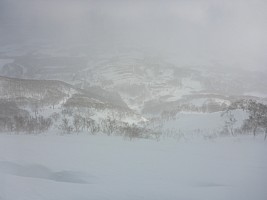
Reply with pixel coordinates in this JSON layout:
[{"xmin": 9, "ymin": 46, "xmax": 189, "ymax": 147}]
[
  {"xmin": 0, "ymin": 115, "xmax": 52, "ymax": 134},
  {"xmin": 224, "ymin": 99, "xmax": 267, "ymax": 139}
]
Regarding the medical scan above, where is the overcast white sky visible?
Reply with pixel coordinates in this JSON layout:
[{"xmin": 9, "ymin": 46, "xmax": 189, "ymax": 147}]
[{"xmin": 0, "ymin": 0, "xmax": 266, "ymax": 70}]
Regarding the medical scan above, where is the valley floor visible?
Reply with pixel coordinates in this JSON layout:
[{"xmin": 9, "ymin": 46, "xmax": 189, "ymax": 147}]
[{"xmin": 0, "ymin": 133, "xmax": 266, "ymax": 200}]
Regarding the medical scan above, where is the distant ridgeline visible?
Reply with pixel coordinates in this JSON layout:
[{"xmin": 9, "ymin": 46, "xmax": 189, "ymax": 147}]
[
  {"xmin": 0, "ymin": 75, "xmax": 266, "ymax": 139},
  {"xmin": 0, "ymin": 76, "xmax": 159, "ymax": 139}
]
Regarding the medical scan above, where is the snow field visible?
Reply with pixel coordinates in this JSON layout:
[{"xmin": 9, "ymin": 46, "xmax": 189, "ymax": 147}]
[{"xmin": 0, "ymin": 134, "xmax": 266, "ymax": 200}]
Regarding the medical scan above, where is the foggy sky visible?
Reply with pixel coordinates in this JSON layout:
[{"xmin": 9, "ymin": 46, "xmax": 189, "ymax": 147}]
[{"xmin": 0, "ymin": 0, "xmax": 266, "ymax": 70}]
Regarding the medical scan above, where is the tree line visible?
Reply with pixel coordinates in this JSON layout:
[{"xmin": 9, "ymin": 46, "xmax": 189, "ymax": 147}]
[{"xmin": 222, "ymin": 99, "xmax": 267, "ymax": 139}]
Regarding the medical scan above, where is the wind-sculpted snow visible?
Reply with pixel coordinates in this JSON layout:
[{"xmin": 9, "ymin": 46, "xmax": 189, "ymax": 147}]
[
  {"xmin": 0, "ymin": 161, "xmax": 91, "ymax": 184},
  {"xmin": 0, "ymin": 134, "xmax": 266, "ymax": 200}
]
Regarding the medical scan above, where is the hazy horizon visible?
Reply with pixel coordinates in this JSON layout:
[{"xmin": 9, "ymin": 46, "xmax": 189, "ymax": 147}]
[{"xmin": 0, "ymin": 0, "xmax": 266, "ymax": 70}]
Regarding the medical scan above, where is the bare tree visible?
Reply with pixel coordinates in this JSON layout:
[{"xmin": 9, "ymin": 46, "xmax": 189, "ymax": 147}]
[
  {"xmin": 73, "ymin": 114, "xmax": 82, "ymax": 133},
  {"xmin": 228, "ymin": 100, "xmax": 267, "ymax": 138},
  {"xmin": 245, "ymin": 100, "xmax": 267, "ymax": 137},
  {"xmin": 60, "ymin": 118, "xmax": 73, "ymax": 134},
  {"xmin": 222, "ymin": 111, "xmax": 237, "ymax": 136},
  {"xmin": 100, "ymin": 117, "xmax": 117, "ymax": 135}
]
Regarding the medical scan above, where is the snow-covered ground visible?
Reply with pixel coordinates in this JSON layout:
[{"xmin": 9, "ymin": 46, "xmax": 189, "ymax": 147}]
[
  {"xmin": 161, "ymin": 110, "xmax": 248, "ymax": 133},
  {"xmin": 0, "ymin": 134, "xmax": 266, "ymax": 200}
]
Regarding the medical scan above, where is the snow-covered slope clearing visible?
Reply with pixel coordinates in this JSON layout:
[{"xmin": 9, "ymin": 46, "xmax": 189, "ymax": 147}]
[{"xmin": 0, "ymin": 134, "xmax": 266, "ymax": 200}]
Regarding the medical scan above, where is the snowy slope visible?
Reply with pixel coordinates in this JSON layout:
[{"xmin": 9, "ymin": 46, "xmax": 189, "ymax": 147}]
[
  {"xmin": 2, "ymin": 50, "xmax": 266, "ymax": 114},
  {"xmin": 1, "ymin": 46, "xmax": 267, "ymax": 135},
  {"xmin": 0, "ymin": 134, "xmax": 266, "ymax": 200},
  {"xmin": 0, "ymin": 76, "xmax": 148, "ymax": 134}
]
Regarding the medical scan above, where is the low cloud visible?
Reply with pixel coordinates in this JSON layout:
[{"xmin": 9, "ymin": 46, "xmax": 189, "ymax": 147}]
[{"xmin": 0, "ymin": 0, "xmax": 266, "ymax": 70}]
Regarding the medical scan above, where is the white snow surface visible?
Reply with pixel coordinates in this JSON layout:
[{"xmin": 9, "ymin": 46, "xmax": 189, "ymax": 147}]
[{"xmin": 0, "ymin": 134, "xmax": 266, "ymax": 200}]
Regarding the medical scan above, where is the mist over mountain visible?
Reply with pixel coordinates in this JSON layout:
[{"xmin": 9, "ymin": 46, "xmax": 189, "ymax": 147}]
[
  {"xmin": 0, "ymin": 0, "xmax": 266, "ymax": 135},
  {"xmin": 1, "ymin": 1, "xmax": 267, "ymax": 200},
  {"xmin": 0, "ymin": 0, "xmax": 266, "ymax": 70}
]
